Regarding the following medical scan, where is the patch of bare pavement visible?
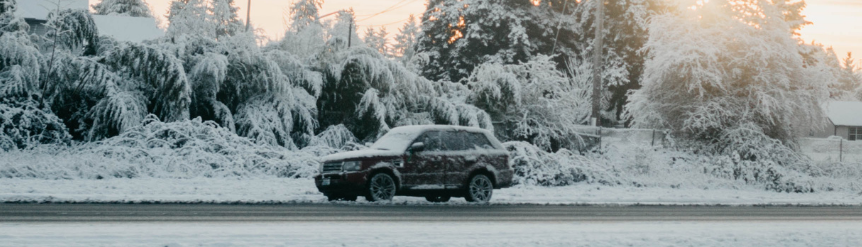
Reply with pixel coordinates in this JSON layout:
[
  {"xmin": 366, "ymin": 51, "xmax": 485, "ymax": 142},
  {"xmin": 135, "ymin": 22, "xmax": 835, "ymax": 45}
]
[{"xmin": 1, "ymin": 204, "xmax": 861, "ymax": 222}]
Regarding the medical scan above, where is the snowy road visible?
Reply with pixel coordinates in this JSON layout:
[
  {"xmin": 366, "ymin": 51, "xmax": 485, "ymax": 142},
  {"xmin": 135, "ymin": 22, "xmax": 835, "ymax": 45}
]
[
  {"xmin": 2, "ymin": 204, "xmax": 862, "ymax": 247},
  {"xmin": 2, "ymin": 204, "xmax": 862, "ymax": 222}
]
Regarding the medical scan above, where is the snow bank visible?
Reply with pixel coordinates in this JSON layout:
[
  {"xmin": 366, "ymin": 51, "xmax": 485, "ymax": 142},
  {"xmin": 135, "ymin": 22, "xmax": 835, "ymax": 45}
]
[
  {"xmin": 0, "ymin": 115, "xmax": 334, "ymax": 179},
  {"xmin": 506, "ymin": 135, "xmax": 862, "ymax": 193}
]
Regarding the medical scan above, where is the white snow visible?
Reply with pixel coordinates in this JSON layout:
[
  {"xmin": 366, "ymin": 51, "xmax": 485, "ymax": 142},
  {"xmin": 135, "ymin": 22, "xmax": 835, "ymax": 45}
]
[
  {"xmin": 824, "ymin": 101, "xmax": 862, "ymax": 126},
  {"xmin": 1, "ymin": 178, "xmax": 860, "ymax": 205},
  {"xmin": 91, "ymin": 15, "xmax": 164, "ymax": 43},
  {"xmin": 16, "ymin": 0, "xmax": 88, "ymax": 19},
  {"xmin": 2, "ymin": 221, "xmax": 860, "ymax": 247}
]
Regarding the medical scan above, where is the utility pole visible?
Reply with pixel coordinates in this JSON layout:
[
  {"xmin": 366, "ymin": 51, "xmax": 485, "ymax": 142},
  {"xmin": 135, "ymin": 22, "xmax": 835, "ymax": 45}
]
[
  {"xmin": 348, "ymin": 18, "xmax": 353, "ymax": 48},
  {"xmin": 245, "ymin": 0, "xmax": 252, "ymax": 31},
  {"xmin": 590, "ymin": 0, "xmax": 604, "ymax": 127}
]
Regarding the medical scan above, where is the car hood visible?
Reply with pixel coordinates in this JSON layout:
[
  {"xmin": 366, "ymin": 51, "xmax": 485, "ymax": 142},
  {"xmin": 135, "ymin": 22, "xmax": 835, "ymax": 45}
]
[{"xmin": 320, "ymin": 149, "xmax": 404, "ymax": 163}]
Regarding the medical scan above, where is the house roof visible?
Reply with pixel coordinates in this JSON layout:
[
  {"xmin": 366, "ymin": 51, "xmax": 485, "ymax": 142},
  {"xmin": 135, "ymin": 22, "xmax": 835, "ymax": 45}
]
[
  {"xmin": 17, "ymin": 0, "xmax": 88, "ymax": 20},
  {"xmin": 825, "ymin": 101, "xmax": 862, "ymax": 126},
  {"xmin": 91, "ymin": 15, "xmax": 164, "ymax": 43}
]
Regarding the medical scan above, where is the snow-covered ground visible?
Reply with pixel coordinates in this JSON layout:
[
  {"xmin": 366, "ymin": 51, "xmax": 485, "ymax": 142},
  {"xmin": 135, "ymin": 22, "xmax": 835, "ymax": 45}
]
[
  {"xmin": 2, "ymin": 178, "xmax": 859, "ymax": 205},
  {"xmin": 2, "ymin": 221, "xmax": 860, "ymax": 246}
]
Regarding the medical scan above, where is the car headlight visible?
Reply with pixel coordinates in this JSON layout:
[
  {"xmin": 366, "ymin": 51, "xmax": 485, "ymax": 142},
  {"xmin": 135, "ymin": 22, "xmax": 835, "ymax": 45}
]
[{"xmin": 342, "ymin": 161, "xmax": 362, "ymax": 171}]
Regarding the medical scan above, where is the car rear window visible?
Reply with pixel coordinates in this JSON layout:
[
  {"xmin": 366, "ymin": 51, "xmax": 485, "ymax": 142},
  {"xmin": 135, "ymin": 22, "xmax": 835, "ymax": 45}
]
[
  {"xmin": 442, "ymin": 131, "xmax": 467, "ymax": 151},
  {"xmin": 464, "ymin": 132, "xmax": 494, "ymax": 150}
]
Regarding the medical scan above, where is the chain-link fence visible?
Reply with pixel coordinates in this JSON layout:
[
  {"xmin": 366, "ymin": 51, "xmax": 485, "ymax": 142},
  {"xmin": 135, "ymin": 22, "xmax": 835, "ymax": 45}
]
[{"xmin": 799, "ymin": 137, "xmax": 862, "ymax": 163}]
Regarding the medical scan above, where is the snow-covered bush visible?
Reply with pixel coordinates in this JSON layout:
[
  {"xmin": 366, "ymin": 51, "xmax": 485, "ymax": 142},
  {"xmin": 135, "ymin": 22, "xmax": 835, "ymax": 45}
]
[
  {"xmin": 0, "ymin": 100, "xmax": 71, "ymax": 151},
  {"xmin": 92, "ymin": 0, "xmax": 153, "ymax": 18},
  {"xmin": 505, "ymin": 141, "xmax": 620, "ymax": 186},
  {"xmin": 0, "ymin": 115, "xmax": 320, "ymax": 179},
  {"xmin": 626, "ymin": 0, "xmax": 827, "ymax": 144},
  {"xmin": 468, "ymin": 56, "xmax": 590, "ymax": 151}
]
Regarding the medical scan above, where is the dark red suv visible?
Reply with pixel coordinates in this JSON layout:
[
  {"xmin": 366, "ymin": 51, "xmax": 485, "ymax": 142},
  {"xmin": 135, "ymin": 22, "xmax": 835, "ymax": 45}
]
[{"xmin": 314, "ymin": 125, "xmax": 513, "ymax": 203}]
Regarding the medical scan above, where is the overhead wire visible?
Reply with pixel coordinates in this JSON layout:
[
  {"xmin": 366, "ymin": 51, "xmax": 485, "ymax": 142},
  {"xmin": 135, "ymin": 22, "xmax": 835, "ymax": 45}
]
[{"xmin": 356, "ymin": 0, "xmax": 420, "ymax": 22}]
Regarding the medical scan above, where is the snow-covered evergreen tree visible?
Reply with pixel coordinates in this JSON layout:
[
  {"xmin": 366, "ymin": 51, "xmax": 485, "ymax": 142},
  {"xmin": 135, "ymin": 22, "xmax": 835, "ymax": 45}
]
[
  {"xmin": 625, "ymin": 0, "xmax": 827, "ymax": 146},
  {"xmin": 467, "ymin": 55, "xmax": 590, "ymax": 151},
  {"xmin": 92, "ymin": 0, "xmax": 153, "ymax": 17},
  {"xmin": 363, "ymin": 27, "xmax": 388, "ymax": 56},
  {"xmin": 278, "ymin": 0, "xmax": 325, "ymax": 61},
  {"xmin": 209, "ymin": 0, "xmax": 243, "ymax": 39},
  {"xmin": 0, "ymin": 3, "xmax": 72, "ymax": 149},
  {"xmin": 166, "ymin": 0, "xmax": 214, "ymax": 40},
  {"xmin": 392, "ymin": 14, "xmax": 420, "ymax": 64}
]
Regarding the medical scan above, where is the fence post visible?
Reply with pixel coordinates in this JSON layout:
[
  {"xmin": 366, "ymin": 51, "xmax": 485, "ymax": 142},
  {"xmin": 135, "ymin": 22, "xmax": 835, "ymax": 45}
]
[
  {"xmin": 651, "ymin": 129, "xmax": 656, "ymax": 147},
  {"xmin": 839, "ymin": 138, "xmax": 843, "ymax": 162}
]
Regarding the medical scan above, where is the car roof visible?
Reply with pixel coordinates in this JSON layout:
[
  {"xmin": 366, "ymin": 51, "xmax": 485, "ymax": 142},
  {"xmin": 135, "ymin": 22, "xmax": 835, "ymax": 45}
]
[{"xmin": 388, "ymin": 125, "xmax": 490, "ymax": 134}]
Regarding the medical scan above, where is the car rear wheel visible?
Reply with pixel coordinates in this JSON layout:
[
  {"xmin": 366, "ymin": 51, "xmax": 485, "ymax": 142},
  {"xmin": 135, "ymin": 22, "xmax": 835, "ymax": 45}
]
[
  {"xmin": 425, "ymin": 195, "xmax": 451, "ymax": 203},
  {"xmin": 465, "ymin": 174, "xmax": 493, "ymax": 203},
  {"xmin": 365, "ymin": 173, "xmax": 396, "ymax": 202}
]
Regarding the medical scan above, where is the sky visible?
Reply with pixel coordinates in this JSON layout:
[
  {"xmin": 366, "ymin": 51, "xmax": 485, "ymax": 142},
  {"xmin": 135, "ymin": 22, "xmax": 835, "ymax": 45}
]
[{"xmin": 92, "ymin": 0, "xmax": 861, "ymax": 63}]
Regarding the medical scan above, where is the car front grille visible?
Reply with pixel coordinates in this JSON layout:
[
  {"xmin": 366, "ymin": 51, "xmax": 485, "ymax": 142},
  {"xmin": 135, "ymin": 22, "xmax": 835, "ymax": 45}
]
[{"xmin": 322, "ymin": 162, "xmax": 342, "ymax": 173}]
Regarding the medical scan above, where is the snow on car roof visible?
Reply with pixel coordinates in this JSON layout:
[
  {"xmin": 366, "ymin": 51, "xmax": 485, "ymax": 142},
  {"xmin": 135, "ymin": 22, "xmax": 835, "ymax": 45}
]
[
  {"xmin": 386, "ymin": 125, "xmax": 504, "ymax": 149},
  {"xmin": 824, "ymin": 101, "xmax": 862, "ymax": 126}
]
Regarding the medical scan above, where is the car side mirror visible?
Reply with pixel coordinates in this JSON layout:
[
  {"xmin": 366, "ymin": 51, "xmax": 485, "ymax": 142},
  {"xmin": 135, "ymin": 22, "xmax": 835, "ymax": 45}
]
[{"xmin": 409, "ymin": 142, "xmax": 425, "ymax": 153}]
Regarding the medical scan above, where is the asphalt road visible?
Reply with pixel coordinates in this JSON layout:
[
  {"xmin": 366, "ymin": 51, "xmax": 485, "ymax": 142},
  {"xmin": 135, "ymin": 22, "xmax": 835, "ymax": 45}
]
[{"xmin": 2, "ymin": 204, "xmax": 861, "ymax": 222}]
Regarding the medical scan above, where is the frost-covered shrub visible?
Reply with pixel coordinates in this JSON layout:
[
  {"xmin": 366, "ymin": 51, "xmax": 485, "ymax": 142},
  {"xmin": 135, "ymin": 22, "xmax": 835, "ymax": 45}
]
[
  {"xmin": 626, "ymin": 0, "xmax": 827, "ymax": 143},
  {"xmin": 469, "ymin": 56, "xmax": 590, "ymax": 151},
  {"xmin": 0, "ymin": 115, "xmax": 319, "ymax": 179},
  {"xmin": 505, "ymin": 141, "xmax": 620, "ymax": 186},
  {"xmin": 0, "ymin": 100, "xmax": 71, "ymax": 151}
]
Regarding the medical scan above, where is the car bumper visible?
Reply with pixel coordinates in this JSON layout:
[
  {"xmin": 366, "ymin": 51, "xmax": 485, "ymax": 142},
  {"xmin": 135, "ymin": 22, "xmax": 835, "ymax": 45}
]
[
  {"xmin": 496, "ymin": 169, "xmax": 515, "ymax": 189},
  {"xmin": 314, "ymin": 171, "xmax": 369, "ymax": 196}
]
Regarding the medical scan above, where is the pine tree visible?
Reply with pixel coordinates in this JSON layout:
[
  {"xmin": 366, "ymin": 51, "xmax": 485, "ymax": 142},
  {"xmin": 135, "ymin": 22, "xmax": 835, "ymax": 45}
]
[
  {"xmin": 166, "ymin": 0, "xmax": 214, "ymax": 40},
  {"xmin": 92, "ymin": 0, "xmax": 153, "ymax": 17},
  {"xmin": 392, "ymin": 15, "xmax": 420, "ymax": 63},
  {"xmin": 210, "ymin": 0, "xmax": 244, "ymax": 39},
  {"xmin": 363, "ymin": 27, "xmax": 388, "ymax": 56}
]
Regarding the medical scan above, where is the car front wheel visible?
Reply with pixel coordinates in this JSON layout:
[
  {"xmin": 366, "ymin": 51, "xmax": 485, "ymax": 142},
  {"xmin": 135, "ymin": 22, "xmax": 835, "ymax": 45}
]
[
  {"xmin": 465, "ymin": 174, "xmax": 493, "ymax": 203},
  {"xmin": 365, "ymin": 173, "xmax": 397, "ymax": 202}
]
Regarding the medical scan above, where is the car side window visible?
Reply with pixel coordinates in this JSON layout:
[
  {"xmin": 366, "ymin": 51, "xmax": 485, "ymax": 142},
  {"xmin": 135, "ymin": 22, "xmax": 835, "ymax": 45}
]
[
  {"xmin": 414, "ymin": 131, "xmax": 443, "ymax": 151},
  {"xmin": 442, "ymin": 131, "xmax": 467, "ymax": 151},
  {"xmin": 465, "ymin": 132, "xmax": 494, "ymax": 150}
]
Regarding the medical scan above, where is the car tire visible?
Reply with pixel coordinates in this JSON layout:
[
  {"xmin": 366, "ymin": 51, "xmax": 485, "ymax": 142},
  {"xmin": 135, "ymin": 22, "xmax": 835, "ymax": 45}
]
[
  {"xmin": 425, "ymin": 195, "xmax": 451, "ymax": 203},
  {"xmin": 365, "ymin": 173, "xmax": 397, "ymax": 202},
  {"xmin": 465, "ymin": 174, "xmax": 493, "ymax": 203}
]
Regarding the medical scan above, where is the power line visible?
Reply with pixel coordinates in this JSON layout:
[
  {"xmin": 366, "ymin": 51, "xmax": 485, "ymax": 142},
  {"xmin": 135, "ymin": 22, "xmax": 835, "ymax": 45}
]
[
  {"xmin": 363, "ymin": 17, "xmax": 411, "ymax": 28},
  {"xmin": 356, "ymin": 0, "xmax": 420, "ymax": 22}
]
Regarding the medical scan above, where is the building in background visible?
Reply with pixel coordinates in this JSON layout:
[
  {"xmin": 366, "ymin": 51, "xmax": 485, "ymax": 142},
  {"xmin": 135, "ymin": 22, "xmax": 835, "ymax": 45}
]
[
  {"xmin": 17, "ymin": 0, "xmax": 163, "ymax": 43},
  {"xmin": 818, "ymin": 101, "xmax": 862, "ymax": 141}
]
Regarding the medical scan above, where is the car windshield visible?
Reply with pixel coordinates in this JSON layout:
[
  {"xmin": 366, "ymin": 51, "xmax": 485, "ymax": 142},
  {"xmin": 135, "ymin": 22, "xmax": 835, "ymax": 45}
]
[{"xmin": 369, "ymin": 129, "xmax": 423, "ymax": 151}]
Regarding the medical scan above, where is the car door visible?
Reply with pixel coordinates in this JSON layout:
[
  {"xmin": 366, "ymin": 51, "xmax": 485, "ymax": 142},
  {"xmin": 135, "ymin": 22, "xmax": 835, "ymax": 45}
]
[
  {"xmin": 444, "ymin": 131, "xmax": 498, "ymax": 189},
  {"xmin": 441, "ymin": 130, "xmax": 471, "ymax": 189},
  {"xmin": 400, "ymin": 131, "xmax": 446, "ymax": 189}
]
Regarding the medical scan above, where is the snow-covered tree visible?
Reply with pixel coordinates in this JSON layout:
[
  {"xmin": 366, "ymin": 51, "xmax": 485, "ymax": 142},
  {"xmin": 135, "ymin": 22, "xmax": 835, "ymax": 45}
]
[
  {"xmin": 325, "ymin": 10, "xmax": 362, "ymax": 49},
  {"xmin": 392, "ymin": 14, "xmax": 420, "ymax": 64},
  {"xmin": 0, "ymin": 4, "xmax": 72, "ymax": 149},
  {"xmin": 363, "ymin": 27, "xmax": 388, "ymax": 56},
  {"xmin": 209, "ymin": 0, "xmax": 243, "ymax": 39},
  {"xmin": 166, "ymin": 0, "xmax": 214, "ymax": 40},
  {"xmin": 625, "ymin": 0, "xmax": 828, "ymax": 146},
  {"xmin": 467, "ymin": 55, "xmax": 590, "ymax": 151},
  {"xmin": 92, "ymin": 0, "xmax": 153, "ymax": 17},
  {"xmin": 277, "ymin": 0, "xmax": 325, "ymax": 61},
  {"xmin": 44, "ymin": 9, "xmax": 99, "ymax": 56}
]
